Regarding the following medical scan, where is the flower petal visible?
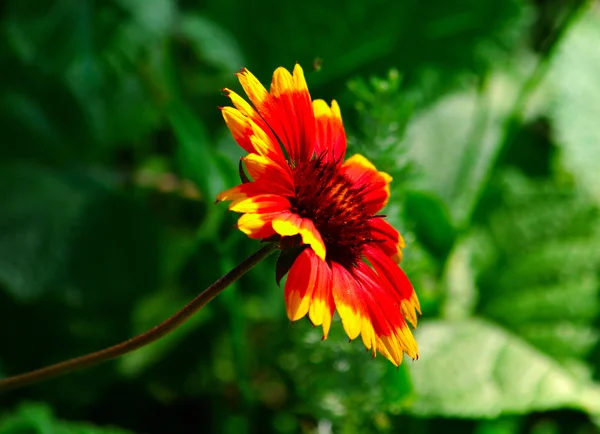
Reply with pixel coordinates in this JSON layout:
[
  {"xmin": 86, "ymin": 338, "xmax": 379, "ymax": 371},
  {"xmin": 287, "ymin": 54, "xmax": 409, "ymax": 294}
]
[
  {"xmin": 242, "ymin": 153, "xmax": 294, "ymax": 195},
  {"xmin": 342, "ymin": 154, "xmax": 392, "ymax": 214},
  {"xmin": 308, "ymin": 254, "xmax": 335, "ymax": 338},
  {"xmin": 284, "ymin": 248, "xmax": 317, "ymax": 321},
  {"xmin": 224, "ymin": 89, "xmax": 277, "ymax": 141},
  {"xmin": 330, "ymin": 262, "xmax": 364, "ymax": 340},
  {"xmin": 313, "ymin": 99, "xmax": 346, "ymax": 164},
  {"xmin": 216, "ymin": 179, "xmax": 285, "ymax": 204},
  {"xmin": 353, "ymin": 262, "xmax": 419, "ymax": 362},
  {"xmin": 221, "ymin": 107, "xmax": 284, "ymax": 162},
  {"xmin": 284, "ymin": 248, "xmax": 335, "ymax": 338},
  {"xmin": 235, "ymin": 67, "xmax": 270, "ymax": 110},
  {"xmin": 238, "ymin": 65, "xmax": 315, "ymax": 162},
  {"xmin": 363, "ymin": 245, "xmax": 421, "ymax": 328},
  {"xmin": 229, "ymin": 194, "xmax": 290, "ymax": 213},
  {"xmin": 331, "ymin": 261, "xmax": 418, "ymax": 366},
  {"xmin": 369, "ymin": 217, "xmax": 406, "ymax": 263},
  {"xmin": 236, "ymin": 211, "xmax": 285, "ymax": 239},
  {"xmin": 272, "ymin": 212, "xmax": 326, "ymax": 261}
]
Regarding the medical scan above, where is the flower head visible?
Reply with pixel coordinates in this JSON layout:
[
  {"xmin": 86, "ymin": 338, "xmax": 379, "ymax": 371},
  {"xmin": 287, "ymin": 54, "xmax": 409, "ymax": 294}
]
[{"xmin": 217, "ymin": 64, "xmax": 420, "ymax": 365}]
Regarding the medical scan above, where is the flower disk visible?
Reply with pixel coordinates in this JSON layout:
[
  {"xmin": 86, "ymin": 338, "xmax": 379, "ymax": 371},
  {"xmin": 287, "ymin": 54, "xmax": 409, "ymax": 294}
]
[
  {"xmin": 292, "ymin": 158, "xmax": 371, "ymax": 269},
  {"xmin": 217, "ymin": 64, "xmax": 421, "ymax": 366}
]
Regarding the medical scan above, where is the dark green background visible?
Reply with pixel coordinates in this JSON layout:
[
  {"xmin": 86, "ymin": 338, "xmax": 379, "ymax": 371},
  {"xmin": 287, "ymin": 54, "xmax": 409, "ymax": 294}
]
[{"xmin": 2, "ymin": 0, "xmax": 600, "ymax": 433}]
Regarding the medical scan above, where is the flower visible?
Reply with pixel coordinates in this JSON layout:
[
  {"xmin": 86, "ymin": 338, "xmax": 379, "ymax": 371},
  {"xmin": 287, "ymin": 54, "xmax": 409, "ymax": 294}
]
[{"xmin": 217, "ymin": 64, "xmax": 420, "ymax": 366}]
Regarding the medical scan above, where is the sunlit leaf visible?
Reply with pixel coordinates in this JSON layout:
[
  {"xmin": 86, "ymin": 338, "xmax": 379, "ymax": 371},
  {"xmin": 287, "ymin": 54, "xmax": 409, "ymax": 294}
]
[
  {"xmin": 545, "ymin": 9, "xmax": 600, "ymax": 205},
  {"xmin": 400, "ymin": 74, "xmax": 523, "ymax": 226},
  {"xmin": 409, "ymin": 318, "xmax": 600, "ymax": 418}
]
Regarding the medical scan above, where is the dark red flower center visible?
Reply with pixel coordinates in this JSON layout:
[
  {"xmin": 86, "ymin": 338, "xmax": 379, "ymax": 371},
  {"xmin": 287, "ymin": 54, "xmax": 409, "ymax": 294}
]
[{"xmin": 290, "ymin": 157, "xmax": 373, "ymax": 267}]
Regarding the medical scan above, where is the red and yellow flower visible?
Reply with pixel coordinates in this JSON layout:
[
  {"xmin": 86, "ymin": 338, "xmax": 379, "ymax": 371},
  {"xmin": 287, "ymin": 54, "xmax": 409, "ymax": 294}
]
[{"xmin": 217, "ymin": 64, "xmax": 420, "ymax": 365}]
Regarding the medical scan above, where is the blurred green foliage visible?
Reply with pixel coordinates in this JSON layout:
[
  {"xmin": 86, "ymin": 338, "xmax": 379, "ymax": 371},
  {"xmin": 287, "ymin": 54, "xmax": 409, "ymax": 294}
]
[{"xmin": 1, "ymin": 0, "xmax": 600, "ymax": 433}]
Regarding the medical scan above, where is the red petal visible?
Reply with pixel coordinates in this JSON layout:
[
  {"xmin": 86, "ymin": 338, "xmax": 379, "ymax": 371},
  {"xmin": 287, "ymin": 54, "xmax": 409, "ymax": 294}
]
[
  {"xmin": 331, "ymin": 261, "xmax": 418, "ymax": 365},
  {"xmin": 229, "ymin": 194, "xmax": 290, "ymax": 213},
  {"xmin": 363, "ymin": 245, "xmax": 421, "ymax": 328},
  {"xmin": 221, "ymin": 107, "xmax": 284, "ymax": 164},
  {"xmin": 223, "ymin": 88, "xmax": 281, "ymax": 156},
  {"xmin": 342, "ymin": 154, "xmax": 392, "ymax": 214},
  {"xmin": 236, "ymin": 211, "xmax": 285, "ymax": 239},
  {"xmin": 216, "ymin": 178, "xmax": 292, "ymax": 204},
  {"xmin": 353, "ymin": 262, "xmax": 419, "ymax": 361},
  {"xmin": 242, "ymin": 153, "xmax": 294, "ymax": 195},
  {"xmin": 272, "ymin": 212, "xmax": 326, "ymax": 261},
  {"xmin": 369, "ymin": 218, "xmax": 405, "ymax": 263},
  {"xmin": 313, "ymin": 99, "xmax": 346, "ymax": 164},
  {"xmin": 285, "ymin": 249, "xmax": 335, "ymax": 338},
  {"xmin": 238, "ymin": 65, "xmax": 315, "ymax": 162}
]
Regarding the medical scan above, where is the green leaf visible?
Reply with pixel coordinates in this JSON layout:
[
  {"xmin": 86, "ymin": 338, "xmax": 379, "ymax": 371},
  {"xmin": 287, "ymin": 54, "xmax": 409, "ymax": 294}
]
[
  {"xmin": 116, "ymin": 0, "xmax": 175, "ymax": 37},
  {"xmin": 167, "ymin": 101, "xmax": 231, "ymax": 203},
  {"xmin": 404, "ymin": 192, "xmax": 456, "ymax": 260},
  {"xmin": 440, "ymin": 234, "xmax": 483, "ymax": 320},
  {"xmin": 408, "ymin": 318, "xmax": 600, "ymax": 418},
  {"xmin": 0, "ymin": 63, "xmax": 93, "ymax": 164},
  {"xmin": 71, "ymin": 65, "xmax": 161, "ymax": 148},
  {"xmin": 0, "ymin": 163, "xmax": 163, "ymax": 399},
  {"xmin": 478, "ymin": 172, "xmax": 600, "ymax": 360},
  {"xmin": 4, "ymin": 0, "xmax": 91, "ymax": 72},
  {"xmin": 348, "ymin": 69, "xmax": 414, "ymax": 159},
  {"xmin": 272, "ymin": 319, "xmax": 412, "ymax": 430},
  {"xmin": 0, "ymin": 402, "xmax": 132, "ymax": 434},
  {"xmin": 179, "ymin": 14, "xmax": 245, "ymax": 72},
  {"xmin": 400, "ymin": 77, "xmax": 520, "ymax": 227},
  {"xmin": 545, "ymin": 9, "xmax": 600, "ymax": 205},
  {"xmin": 0, "ymin": 163, "xmax": 90, "ymax": 301}
]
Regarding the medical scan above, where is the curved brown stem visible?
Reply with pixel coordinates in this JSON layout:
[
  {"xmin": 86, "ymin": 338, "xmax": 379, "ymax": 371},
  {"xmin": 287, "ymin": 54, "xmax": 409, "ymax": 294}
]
[{"xmin": 0, "ymin": 242, "xmax": 278, "ymax": 392}]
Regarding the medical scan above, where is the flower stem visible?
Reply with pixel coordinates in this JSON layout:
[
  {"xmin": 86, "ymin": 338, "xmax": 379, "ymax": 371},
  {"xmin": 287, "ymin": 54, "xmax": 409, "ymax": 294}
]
[{"xmin": 0, "ymin": 242, "xmax": 278, "ymax": 392}]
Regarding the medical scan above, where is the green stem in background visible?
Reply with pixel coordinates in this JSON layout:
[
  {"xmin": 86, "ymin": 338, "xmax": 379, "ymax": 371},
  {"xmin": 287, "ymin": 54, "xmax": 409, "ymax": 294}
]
[{"xmin": 0, "ymin": 242, "xmax": 278, "ymax": 393}]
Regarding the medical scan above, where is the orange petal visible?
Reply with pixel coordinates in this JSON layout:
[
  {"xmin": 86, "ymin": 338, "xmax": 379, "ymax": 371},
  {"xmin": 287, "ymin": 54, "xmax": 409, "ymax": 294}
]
[
  {"xmin": 242, "ymin": 153, "xmax": 294, "ymax": 194},
  {"xmin": 216, "ymin": 182, "xmax": 263, "ymax": 203},
  {"xmin": 284, "ymin": 249, "xmax": 335, "ymax": 338},
  {"xmin": 354, "ymin": 261, "xmax": 418, "ymax": 362},
  {"xmin": 220, "ymin": 107, "xmax": 257, "ymax": 155},
  {"xmin": 308, "ymin": 253, "xmax": 335, "ymax": 338},
  {"xmin": 224, "ymin": 88, "xmax": 284, "ymax": 157},
  {"xmin": 272, "ymin": 212, "xmax": 326, "ymax": 260},
  {"xmin": 216, "ymin": 178, "xmax": 294, "ymax": 205},
  {"xmin": 237, "ymin": 65, "xmax": 315, "ymax": 162},
  {"xmin": 236, "ymin": 211, "xmax": 283, "ymax": 239},
  {"xmin": 217, "ymin": 180, "xmax": 269, "ymax": 203},
  {"xmin": 342, "ymin": 154, "xmax": 392, "ymax": 214},
  {"xmin": 225, "ymin": 88, "xmax": 257, "ymax": 117},
  {"xmin": 236, "ymin": 68, "xmax": 270, "ymax": 110},
  {"xmin": 285, "ymin": 248, "xmax": 317, "ymax": 321},
  {"xmin": 312, "ymin": 99, "xmax": 346, "ymax": 164},
  {"xmin": 330, "ymin": 262, "xmax": 364, "ymax": 340},
  {"xmin": 363, "ymin": 245, "xmax": 421, "ymax": 328},
  {"xmin": 331, "ymin": 261, "xmax": 418, "ymax": 366},
  {"xmin": 229, "ymin": 194, "xmax": 290, "ymax": 213},
  {"xmin": 271, "ymin": 67, "xmax": 295, "ymax": 97},
  {"xmin": 221, "ymin": 107, "xmax": 284, "ymax": 162}
]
